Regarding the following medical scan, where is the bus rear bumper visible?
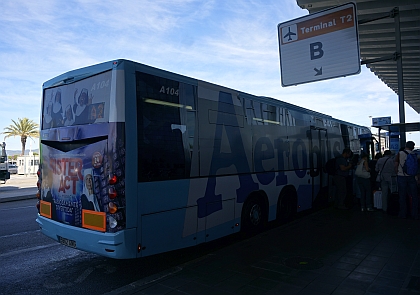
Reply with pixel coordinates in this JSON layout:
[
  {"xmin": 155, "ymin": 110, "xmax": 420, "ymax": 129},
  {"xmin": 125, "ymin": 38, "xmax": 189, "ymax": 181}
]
[{"xmin": 36, "ymin": 214, "xmax": 137, "ymax": 259}]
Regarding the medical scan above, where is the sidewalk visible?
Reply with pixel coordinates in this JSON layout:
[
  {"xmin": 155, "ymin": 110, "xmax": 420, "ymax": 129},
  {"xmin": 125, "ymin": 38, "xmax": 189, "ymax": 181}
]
[
  {"xmin": 0, "ymin": 174, "xmax": 38, "ymax": 203},
  {"xmin": 107, "ymin": 206, "xmax": 420, "ymax": 295}
]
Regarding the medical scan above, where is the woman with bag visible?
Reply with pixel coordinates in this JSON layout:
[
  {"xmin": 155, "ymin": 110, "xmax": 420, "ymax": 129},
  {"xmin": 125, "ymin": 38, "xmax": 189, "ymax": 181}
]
[
  {"xmin": 355, "ymin": 153, "xmax": 374, "ymax": 211},
  {"xmin": 375, "ymin": 150, "xmax": 396, "ymax": 213}
]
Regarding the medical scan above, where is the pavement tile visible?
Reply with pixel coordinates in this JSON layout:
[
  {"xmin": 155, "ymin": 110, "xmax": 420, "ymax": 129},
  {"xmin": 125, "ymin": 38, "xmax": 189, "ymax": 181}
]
[
  {"xmin": 247, "ymin": 277, "xmax": 279, "ymax": 290},
  {"xmin": 213, "ymin": 273, "xmax": 256, "ymax": 293},
  {"xmin": 234, "ymin": 284, "xmax": 268, "ymax": 295},
  {"xmin": 338, "ymin": 256, "xmax": 363, "ymax": 265},
  {"xmin": 347, "ymin": 271, "xmax": 376, "ymax": 283},
  {"xmin": 252, "ymin": 260, "xmax": 295, "ymax": 275},
  {"xmin": 138, "ymin": 283, "xmax": 174, "ymax": 295},
  {"xmin": 373, "ymin": 276, "xmax": 405, "ymax": 288},
  {"xmin": 173, "ymin": 281, "xmax": 209, "ymax": 294},
  {"xmin": 265, "ymin": 282, "xmax": 302, "ymax": 294},
  {"xmin": 367, "ymin": 283, "xmax": 400, "ymax": 295},
  {"xmin": 332, "ymin": 287, "xmax": 365, "ymax": 295},
  {"xmin": 354, "ymin": 265, "xmax": 382, "ymax": 276},
  {"xmin": 301, "ymin": 280, "xmax": 337, "ymax": 294},
  {"xmin": 379, "ymin": 269, "xmax": 408, "ymax": 281},
  {"xmin": 313, "ymin": 274, "xmax": 346, "ymax": 286},
  {"xmin": 191, "ymin": 269, "xmax": 234, "ymax": 287},
  {"xmin": 332, "ymin": 262, "xmax": 357, "ymax": 271}
]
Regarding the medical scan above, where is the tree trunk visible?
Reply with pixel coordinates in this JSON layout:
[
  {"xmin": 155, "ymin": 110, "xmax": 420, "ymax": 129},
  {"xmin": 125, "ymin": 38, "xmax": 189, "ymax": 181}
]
[{"xmin": 21, "ymin": 135, "xmax": 27, "ymax": 156}]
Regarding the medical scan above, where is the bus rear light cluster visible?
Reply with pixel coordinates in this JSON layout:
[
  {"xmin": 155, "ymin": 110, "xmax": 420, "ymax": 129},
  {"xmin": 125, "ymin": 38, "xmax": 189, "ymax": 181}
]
[
  {"xmin": 108, "ymin": 188, "xmax": 117, "ymax": 199},
  {"xmin": 108, "ymin": 174, "xmax": 117, "ymax": 185},
  {"xmin": 108, "ymin": 202, "xmax": 118, "ymax": 214},
  {"xmin": 108, "ymin": 216, "xmax": 118, "ymax": 229},
  {"xmin": 106, "ymin": 173, "xmax": 125, "ymax": 231}
]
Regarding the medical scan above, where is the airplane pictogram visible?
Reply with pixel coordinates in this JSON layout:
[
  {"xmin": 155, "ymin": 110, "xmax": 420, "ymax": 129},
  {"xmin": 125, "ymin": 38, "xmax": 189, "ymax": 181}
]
[{"xmin": 283, "ymin": 27, "xmax": 296, "ymax": 41}]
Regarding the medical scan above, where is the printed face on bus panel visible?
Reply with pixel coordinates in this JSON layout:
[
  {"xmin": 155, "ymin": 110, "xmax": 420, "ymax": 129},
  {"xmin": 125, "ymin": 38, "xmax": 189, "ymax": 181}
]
[
  {"xmin": 85, "ymin": 174, "xmax": 93, "ymax": 193},
  {"xmin": 47, "ymin": 101, "xmax": 53, "ymax": 115},
  {"xmin": 78, "ymin": 89, "xmax": 88, "ymax": 106},
  {"xmin": 97, "ymin": 104, "xmax": 104, "ymax": 118},
  {"xmin": 65, "ymin": 105, "xmax": 73, "ymax": 120},
  {"xmin": 54, "ymin": 89, "xmax": 61, "ymax": 103}
]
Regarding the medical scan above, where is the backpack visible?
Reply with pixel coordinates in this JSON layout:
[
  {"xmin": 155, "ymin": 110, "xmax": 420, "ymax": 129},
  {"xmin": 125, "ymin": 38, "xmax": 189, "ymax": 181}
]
[
  {"xmin": 325, "ymin": 157, "xmax": 337, "ymax": 175},
  {"xmin": 402, "ymin": 150, "xmax": 418, "ymax": 176}
]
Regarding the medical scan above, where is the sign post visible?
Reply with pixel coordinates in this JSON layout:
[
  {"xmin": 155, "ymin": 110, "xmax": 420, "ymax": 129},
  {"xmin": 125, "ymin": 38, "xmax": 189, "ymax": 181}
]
[{"xmin": 278, "ymin": 2, "xmax": 360, "ymax": 87}]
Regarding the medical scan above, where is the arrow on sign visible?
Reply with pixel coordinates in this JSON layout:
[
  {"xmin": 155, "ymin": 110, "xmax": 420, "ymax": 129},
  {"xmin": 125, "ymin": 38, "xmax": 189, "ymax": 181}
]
[{"xmin": 314, "ymin": 67, "xmax": 322, "ymax": 76}]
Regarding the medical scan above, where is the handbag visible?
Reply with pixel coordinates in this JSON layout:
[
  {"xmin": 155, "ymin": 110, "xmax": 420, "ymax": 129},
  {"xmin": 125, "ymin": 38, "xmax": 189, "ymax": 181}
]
[
  {"xmin": 355, "ymin": 160, "xmax": 370, "ymax": 178},
  {"xmin": 376, "ymin": 157, "xmax": 390, "ymax": 182}
]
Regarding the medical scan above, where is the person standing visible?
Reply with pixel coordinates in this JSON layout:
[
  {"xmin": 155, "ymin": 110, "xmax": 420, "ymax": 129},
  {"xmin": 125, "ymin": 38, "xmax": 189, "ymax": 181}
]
[
  {"xmin": 394, "ymin": 141, "xmax": 418, "ymax": 219},
  {"xmin": 356, "ymin": 153, "xmax": 374, "ymax": 211},
  {"xmin": 370, "ymin": 153, "xmax": 382, "ymax": 191},
  {"xmin": 375, "ymin": 150, "xmax": 396, "ymax": 213},
  {"xmin": 333, "ymin": 148, "xmax": 353, "ymax": 209}
]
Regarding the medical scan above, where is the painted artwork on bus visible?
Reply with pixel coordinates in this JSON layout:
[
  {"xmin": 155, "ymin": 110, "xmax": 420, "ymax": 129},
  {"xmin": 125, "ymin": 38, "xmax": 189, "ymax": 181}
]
[
  {"xmin": 39, "ymin": 122, "xmax": 126, "ymax": 232},
  {"xmin": 42, "ymin": 71, "xmax": 111, "ymax": 129}
]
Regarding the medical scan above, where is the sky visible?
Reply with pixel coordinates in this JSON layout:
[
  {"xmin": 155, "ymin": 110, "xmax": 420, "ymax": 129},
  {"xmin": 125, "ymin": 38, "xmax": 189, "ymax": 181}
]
[{"xmin": 1, "ymin": 0, "xmax": 419, "ymax": 152}]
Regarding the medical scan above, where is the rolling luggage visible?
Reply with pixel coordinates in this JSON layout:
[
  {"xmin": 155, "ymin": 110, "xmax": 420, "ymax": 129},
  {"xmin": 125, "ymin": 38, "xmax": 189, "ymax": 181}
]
[{"xmin": 373, "ymin": 190, "xmax": 382, "ymax": 209}]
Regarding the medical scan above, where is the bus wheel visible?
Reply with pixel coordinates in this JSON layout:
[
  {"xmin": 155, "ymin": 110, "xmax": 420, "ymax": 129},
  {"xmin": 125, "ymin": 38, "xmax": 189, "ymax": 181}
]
[
  {"xmin": 277, "ymin": 189, "xmax": 297, "ymax": 223},
  {"xmin": 241, "ymin": 197, "xmax": 266, "ymax": 233}
]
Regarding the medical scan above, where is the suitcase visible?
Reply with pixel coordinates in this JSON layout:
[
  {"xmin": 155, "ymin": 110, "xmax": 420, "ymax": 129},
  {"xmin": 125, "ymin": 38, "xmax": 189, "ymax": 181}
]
[{"xmin": 373, "ymin": 191, "xmax": 382, "ymax": 209}]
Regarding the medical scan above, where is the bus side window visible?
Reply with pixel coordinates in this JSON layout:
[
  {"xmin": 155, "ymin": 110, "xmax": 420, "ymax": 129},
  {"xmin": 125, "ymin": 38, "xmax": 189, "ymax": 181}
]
[{"xmin": 136, "ymin": 72, "xmax": 194, "ymax": 182}]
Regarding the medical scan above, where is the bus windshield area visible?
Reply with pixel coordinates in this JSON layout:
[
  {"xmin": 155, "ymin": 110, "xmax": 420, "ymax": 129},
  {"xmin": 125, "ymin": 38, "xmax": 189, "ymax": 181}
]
[{"xmin": 42, "ymin": 71, "xmax": 112, "ymax": 129}]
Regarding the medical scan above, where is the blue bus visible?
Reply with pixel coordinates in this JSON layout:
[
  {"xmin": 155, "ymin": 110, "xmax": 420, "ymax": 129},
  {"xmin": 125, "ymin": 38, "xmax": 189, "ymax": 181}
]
[{"xmin": 36, "ymin": 59, "xmax": 371, "ymax": 259}]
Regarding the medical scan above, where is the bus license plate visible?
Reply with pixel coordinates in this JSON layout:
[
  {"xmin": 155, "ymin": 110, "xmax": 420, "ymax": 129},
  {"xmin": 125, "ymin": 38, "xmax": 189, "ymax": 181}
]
[{"xmin": 58, "ymin": 236, "xmax": 76, "ymax": 248}]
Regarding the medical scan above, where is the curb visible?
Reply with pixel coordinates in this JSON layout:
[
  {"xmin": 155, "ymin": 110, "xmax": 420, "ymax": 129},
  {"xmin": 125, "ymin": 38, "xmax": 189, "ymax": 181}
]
[{"xmin": 0, "ymin": 194, "xmax": 37, "ymax": 203}]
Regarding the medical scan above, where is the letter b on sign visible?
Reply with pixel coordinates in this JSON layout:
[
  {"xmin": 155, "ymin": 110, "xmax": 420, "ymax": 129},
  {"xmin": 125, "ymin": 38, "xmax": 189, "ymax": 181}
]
[{"xmin": 310, "ymin": 42, "xmax": 324, "ymax": 60}]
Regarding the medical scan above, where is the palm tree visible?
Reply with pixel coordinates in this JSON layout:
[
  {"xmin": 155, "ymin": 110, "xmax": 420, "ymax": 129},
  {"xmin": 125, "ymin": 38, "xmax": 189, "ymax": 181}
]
[{"xmin": 2, "ymin": 118, "xmax": 39, "ymax": 155}]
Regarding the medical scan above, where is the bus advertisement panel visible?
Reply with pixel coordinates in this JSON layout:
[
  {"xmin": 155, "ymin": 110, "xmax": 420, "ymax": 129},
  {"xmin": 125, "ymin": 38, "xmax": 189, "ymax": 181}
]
[{"xmin": 41, "ymin": 140, "xmax": 105, "ymax": 228}]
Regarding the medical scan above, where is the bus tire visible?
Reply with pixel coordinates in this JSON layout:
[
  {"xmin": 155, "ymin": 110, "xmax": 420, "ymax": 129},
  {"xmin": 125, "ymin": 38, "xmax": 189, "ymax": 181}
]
[
  {"xmin": 241, "ymin": 195, "xmax": 267, "ymax": 234},
  {"xmin": 277, "ymin": 187, "xmax": 297, "ymax": 223}
]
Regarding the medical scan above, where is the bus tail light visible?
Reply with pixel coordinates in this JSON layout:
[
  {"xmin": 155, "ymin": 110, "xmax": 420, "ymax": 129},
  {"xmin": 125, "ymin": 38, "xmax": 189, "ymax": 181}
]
[
  {"xmin": 108, "ymin": 188, "xmax": 117, "ymax": 199},
  {"xmin": 108, "ymin": 202, "xmax": 118, "ymax": 214},
  {"xmin": 108, "ymin": 216, "xmax": 118, "ymax": 229},
  {"xmin": 108, "ymin": 174, "xmax": 117, "ymax": 185}
]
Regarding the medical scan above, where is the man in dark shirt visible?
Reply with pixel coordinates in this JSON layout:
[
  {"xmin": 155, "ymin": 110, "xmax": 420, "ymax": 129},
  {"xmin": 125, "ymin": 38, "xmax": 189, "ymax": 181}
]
[
  {"xmin": 333, "ymin": 148, "xmax": 353, "ymax": 209},
  {"xmin": 394, "ymin": 141, "xmax": 418, "ymax": 219}
]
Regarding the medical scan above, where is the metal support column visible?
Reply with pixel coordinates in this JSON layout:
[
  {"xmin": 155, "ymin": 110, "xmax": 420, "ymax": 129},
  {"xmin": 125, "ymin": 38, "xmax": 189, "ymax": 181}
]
[{"xmin": 395, "ymin": 7, "xmax": 406, "ymax": 147}]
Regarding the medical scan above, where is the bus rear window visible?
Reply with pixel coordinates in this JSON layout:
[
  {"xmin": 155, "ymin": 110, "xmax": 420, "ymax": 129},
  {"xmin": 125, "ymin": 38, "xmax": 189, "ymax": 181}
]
[{"xmin": 42, "ymin": 71, "xmax": 112, "ymax": 130}]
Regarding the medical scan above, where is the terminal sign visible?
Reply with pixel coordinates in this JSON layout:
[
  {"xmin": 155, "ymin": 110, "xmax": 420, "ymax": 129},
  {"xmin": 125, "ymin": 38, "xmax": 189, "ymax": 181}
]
[
  {"xmin": 278, "ymin": 2, "xmax": 360, "ymax": 87},
  {"xmin": 372, "ymin": 116, "xmax": 391, "ymax": 127}
]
